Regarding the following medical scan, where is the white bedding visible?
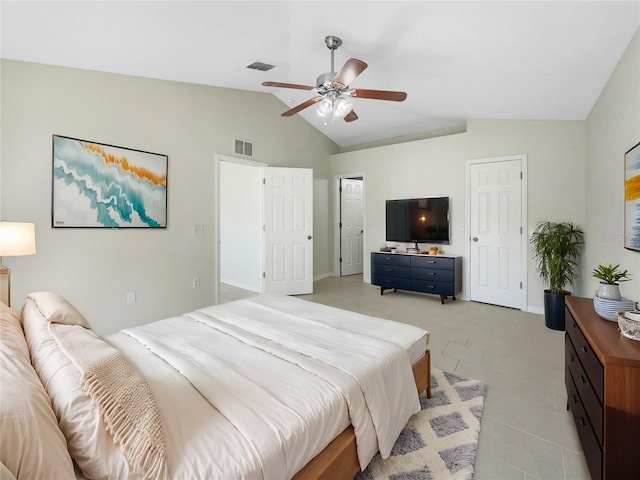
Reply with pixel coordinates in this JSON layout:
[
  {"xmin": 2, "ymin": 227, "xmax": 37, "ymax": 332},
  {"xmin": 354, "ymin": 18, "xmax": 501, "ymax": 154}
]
[{"xmin": 21, "ymin": 293, "xmax": 428, "ymax": 480}]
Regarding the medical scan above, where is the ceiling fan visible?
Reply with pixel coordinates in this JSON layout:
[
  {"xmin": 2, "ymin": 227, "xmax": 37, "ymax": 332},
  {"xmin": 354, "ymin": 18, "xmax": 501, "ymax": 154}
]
[{"xmin": 262, "ymin": 35, "xmax": 407, "ymax": 123}]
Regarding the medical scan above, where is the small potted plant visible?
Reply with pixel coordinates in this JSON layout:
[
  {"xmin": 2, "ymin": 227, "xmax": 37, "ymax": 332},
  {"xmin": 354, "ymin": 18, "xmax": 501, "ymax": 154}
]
[{"xmin": 592, "ymin": 263, "xmax": 631, "ymax": 300}]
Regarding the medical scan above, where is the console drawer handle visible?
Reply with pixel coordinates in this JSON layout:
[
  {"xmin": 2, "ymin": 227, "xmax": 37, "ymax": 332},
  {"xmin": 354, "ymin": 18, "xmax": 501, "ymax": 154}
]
[
  {"xmin": 427, "ymin": 260, "xmax": 435, "ymax": 263},
  {"xmin": 427, "ymin": 286, "xmax": 435, "ymax": 289},
  {"xmin": 580, "ymin": 375, "xmax": 587, "ymax": 384},
  {"xmin": 581, "ymin": 345, "xmax": 588, "ymax": 353},
  {"xmin": 427, "ymin": 272, "xmax": 436, "ymax": 276},
  {"xmin": 580, "ymin": 417, "xmax": 586, "ymax": 427},
  {"xmin": 386, "ymin": 268, "xmax": 393, "ymax": 271}
]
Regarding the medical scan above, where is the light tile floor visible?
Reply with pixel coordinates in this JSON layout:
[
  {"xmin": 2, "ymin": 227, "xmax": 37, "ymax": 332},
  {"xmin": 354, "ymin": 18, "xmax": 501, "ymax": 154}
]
[{"xmin": 221, "ymin": 275, "xmax": 591, "ymax": 479}]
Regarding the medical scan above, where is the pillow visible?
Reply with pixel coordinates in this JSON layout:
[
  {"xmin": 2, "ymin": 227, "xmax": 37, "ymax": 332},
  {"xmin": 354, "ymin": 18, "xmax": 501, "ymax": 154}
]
[
  {"xmin": 26, "ymin": 291, "xmax": 91, "ymax": 328},
  {"xmin": 21, "ymin": 298, "xmax": 143, "ymax": 480},
  {"xmin": 0, "ymin": 301, "xmax": 75, "ymax": 480}
]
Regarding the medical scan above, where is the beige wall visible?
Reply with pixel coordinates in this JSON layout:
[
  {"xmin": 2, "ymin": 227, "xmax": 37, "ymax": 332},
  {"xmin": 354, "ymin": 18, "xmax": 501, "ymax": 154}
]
[
  {"xmin": 584, "ymin": 28, "xmax": 640, "ymax": 302},
  {"xmin": 0, "ymin": 60, "xmax": 339, "ymax": 334},
  {"xmin": 330, "ymin": 119, "xmax": 586, "ymax": 312}
]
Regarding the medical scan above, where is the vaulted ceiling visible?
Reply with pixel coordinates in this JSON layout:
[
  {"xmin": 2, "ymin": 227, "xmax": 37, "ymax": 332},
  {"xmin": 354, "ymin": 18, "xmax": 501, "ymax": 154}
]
[{"xmin": 2, "ymin": 1, "xmax": 639, "ymax": 148}]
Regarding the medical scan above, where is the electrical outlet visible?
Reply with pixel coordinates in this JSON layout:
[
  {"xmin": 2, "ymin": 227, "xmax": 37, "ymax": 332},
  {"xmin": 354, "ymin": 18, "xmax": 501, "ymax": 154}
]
[
  {"xmin": 192, "ymin": 278, "xmax": 200, "ymax": 288},
  {"xmin": 126, "ymin": 291, "xmax": 136, "ymax": 304}
]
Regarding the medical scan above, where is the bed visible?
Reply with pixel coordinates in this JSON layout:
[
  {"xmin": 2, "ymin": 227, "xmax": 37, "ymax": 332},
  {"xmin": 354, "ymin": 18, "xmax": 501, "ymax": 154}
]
[{"xmin": 0, "ymin": 292, "xmax": 430, "ymax": 480}]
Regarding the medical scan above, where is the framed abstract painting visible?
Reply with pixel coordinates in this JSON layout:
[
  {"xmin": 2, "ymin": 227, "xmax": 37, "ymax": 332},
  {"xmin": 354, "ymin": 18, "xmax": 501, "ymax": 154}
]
[
  {"xmin": 52, "ymin": 135, "xmax": 167, "ymax": 228},
  {"xmin": 625, "ymin": 140, "xmax": 640, "ymax": 251}
]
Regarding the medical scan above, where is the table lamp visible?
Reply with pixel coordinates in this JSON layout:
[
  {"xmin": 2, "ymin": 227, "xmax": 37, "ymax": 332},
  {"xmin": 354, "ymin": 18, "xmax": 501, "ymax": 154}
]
[{"xmin": 0, "ymin": 222, "xmax": 36, "ymax": 307}]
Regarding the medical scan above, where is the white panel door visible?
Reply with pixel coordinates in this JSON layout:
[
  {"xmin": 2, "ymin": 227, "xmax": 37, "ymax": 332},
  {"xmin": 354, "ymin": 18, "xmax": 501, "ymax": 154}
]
[
  {"xmin": 264, "ymin": 167, "xmax": 313, "ymax": 295},
  {"xmin": 470, "ymin": 159, "xmax": 522, "ymax": 308},
  {"xmin": 340, "ymin": 178, "xmax": 364, "ymax": 276}
]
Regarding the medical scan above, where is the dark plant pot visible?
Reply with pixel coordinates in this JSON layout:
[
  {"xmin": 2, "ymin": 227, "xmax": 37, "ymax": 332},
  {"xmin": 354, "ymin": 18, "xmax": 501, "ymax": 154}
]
[{"xmin": 544, "ymin": 290, "xmax": 571, "ymax": 331}]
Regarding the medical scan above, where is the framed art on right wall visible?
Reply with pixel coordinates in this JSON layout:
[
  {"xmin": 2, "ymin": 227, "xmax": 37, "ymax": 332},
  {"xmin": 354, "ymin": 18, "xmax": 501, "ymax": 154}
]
[{"xmin": 625, "ymin": 140, "xmax": 640, "ymax": 251}]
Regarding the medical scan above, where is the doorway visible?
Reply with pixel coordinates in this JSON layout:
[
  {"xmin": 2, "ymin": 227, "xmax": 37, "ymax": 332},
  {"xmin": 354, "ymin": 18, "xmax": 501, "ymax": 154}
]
[
  {"xmin": 216, "ymin": 155, "xmax": 314, "ymax": 302},
  {"xmin": 334, "ymin": 174, "xmax": 365, "ymax": 276},
  {"xmin": 466, "ymin": 155, "xmax": 528, "ymax": 309}
]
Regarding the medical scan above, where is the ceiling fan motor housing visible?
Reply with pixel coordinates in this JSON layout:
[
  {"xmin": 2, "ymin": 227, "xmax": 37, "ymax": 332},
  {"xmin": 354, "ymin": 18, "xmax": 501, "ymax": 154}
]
[{"xmin": 317, "ymin": 72, "xmax": 338, "ymax": 88}]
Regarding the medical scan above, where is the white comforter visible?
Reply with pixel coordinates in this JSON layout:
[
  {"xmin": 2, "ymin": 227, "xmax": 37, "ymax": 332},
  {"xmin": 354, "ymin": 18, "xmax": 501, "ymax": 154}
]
[{"xmin": 113, "ymin": 296, "xmax": 422, "ymax": 478}]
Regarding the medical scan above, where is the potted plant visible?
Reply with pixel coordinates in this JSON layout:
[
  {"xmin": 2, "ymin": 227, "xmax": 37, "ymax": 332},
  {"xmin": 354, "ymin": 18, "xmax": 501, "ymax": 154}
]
[
  {"xmin": 530, "ymin": 221, "xmax": 585, "ymax": 330},
  {"xmin": 592, "ymin": 263, "xmax": 631, "ymax": 300}
]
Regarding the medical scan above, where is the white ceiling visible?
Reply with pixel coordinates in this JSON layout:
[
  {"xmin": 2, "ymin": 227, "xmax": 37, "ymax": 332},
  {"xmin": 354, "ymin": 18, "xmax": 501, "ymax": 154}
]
[{"xmin": 1, "ymin": 1, "xmax": 639, "ymax": 148}]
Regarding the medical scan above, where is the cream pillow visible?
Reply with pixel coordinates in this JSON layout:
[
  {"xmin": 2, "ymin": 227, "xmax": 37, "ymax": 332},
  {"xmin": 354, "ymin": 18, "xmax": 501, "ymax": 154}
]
[
  {"xmin": 21, "ymin": 299, "xmax": 137, "ymax": 480},
  {"xmin": 26, "ymin": 291, "xmax": 91, "ymax": 328},
  {"xmin": 0, "ymin": 301, "xmax": 75, "ymax": 479}
]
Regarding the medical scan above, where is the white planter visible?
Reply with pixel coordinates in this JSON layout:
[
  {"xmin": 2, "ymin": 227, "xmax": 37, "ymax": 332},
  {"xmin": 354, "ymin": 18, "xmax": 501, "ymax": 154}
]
[{"xmin": 597, "ymin": 283, "xmax": 621, "ymax": 301}]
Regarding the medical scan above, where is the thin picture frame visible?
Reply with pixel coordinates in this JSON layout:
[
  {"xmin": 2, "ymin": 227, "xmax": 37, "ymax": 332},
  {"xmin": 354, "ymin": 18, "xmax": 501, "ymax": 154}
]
[
  {"xmin": 624, "ymin": 140, "xmax": 640, "ymax": 251},
  {"xmin": 52, "ymin": 135, "xmax": 168, "ymax": 228}
]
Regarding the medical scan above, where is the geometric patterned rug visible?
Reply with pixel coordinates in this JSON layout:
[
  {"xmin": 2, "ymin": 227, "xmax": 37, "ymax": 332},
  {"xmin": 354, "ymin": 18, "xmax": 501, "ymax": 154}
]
[{"xmin": 355, "ymin": 368, "xmax": 487, "ymax": 480}]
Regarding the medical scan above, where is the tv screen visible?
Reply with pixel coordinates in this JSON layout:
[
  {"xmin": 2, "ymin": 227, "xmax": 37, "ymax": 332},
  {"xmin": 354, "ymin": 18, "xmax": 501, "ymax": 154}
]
[{"xmin": 386, "ymin": 197, "xmax": 450, "ymax": 245}]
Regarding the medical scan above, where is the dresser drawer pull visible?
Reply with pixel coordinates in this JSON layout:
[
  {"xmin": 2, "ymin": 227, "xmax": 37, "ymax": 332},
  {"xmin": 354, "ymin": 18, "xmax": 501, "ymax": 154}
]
[
  {"xmin": 581, "ymin": 345, "xmax": 588, "ymax": 353},
  {"xmin": 573, "ymin": 394, "xmax": 578, "ymax": 404},
  {"xmin": 427, "ymin": 260, "xmax": 435, "ymax": 263},
  {"xmin": 386, "ymin": 268, "xmax": 393, "ymax": 272},
  {"xmin": 580, "ymin": 417, "xmax": 587, "ymax": 427},
  {"xmin": 427, "ymin": 285, "xmax": 435, "ymax": 289},
  {"xmin": 570, "ymin": 353, "xmax": 575, "ymax": 362},
  {"xmin": 384, "ymin": 257, "xmax": 393, "ymax": 260},
  {"xmin": 384, "ymin": 280, "xmax": 394, "ymax": 284},
  {"xmin": 580, "ymin": 375, "xmax": 587, "ymax": 384}
]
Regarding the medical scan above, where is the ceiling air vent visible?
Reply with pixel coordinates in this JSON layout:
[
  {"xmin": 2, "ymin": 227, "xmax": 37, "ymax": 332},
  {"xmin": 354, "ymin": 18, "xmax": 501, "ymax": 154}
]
[
  {"xmin": 246, "ymin": 62, "xmax": 275, "ymax": 72},
  {"xmin": 234, "ymin": 139, "xmax": 253, "ymax": 157}
]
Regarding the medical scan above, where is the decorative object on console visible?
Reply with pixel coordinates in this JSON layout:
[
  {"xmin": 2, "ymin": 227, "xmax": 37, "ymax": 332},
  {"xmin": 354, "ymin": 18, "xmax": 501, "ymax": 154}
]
[
  {"xmin": 624, "ymin": 140, "xmax": 640, "ymax": 251},
  {"xmin": 0, "ymin": 222, "xmax": 36, "ymax": 307},
  {"xmin": 530, "ymin": 221, "xmax": 584, "ymax": 331},
  {"xmin": 427, "ymin": 246, "xmax": 440, "ymax": 255},
  {"xmin": 591, "ymin": 263, "xmax": 631, "ymax": 300},
  {"xmin": 617, "ymin": 311, "xmax": 640, "ymax": 341},
  {"xmin": 592, "ymin": 293, "xmax": 635, "ymax": 321},
  {"xmin": 52, "ymin": 135, "xmax": 168, "ymax": 228}
]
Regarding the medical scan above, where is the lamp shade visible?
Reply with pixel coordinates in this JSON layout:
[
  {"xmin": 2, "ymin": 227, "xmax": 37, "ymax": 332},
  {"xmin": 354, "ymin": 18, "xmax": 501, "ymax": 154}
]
[{"xmin": 0, "ymin": 222, "xmax": 36, "ymax": 256}]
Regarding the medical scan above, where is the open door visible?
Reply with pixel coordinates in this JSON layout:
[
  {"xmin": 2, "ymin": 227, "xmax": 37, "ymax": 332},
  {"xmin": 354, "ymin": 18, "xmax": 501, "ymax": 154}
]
[
  {"xmin": 264, "ymin": 167, "xmax": 313, "ymax": 295},
  {"xmin": 340, "ymin": 178, "xmax": 364, "ymax": 276}
]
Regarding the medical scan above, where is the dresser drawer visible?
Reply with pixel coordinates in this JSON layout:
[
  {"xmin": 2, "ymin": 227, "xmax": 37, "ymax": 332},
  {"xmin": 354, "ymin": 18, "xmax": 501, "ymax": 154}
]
[
  {"xmin": 372, "ymin": 264, "xmax": 411, "ymax": 278},
  {"xmin": 565, "ymin": 334, "xmax": 603, "ymax": 444},
  {"xmin": 410, "ymin": 255, "xmax": 454, "ymax": 270},
  {"xmin": 372, "ymin": 275, "xmax": 411, "ymax": 291},
  {"xmin": 566, "ymin": 309, "xmax": 604, "ymax": 403},
  {"xmin": 566, "ymin": 366, "xmax": 602, "ymax": 480},
  {"xmin": 411, "ymin": 280, "xmax": 453, "ymax": 296},
  {"xmin": 371, "ymin": 253, "xmax": 411, "ymax": 267},
  {"xmin": 411, "ymin": 268, "xmax": 453, "ymax": 283}
]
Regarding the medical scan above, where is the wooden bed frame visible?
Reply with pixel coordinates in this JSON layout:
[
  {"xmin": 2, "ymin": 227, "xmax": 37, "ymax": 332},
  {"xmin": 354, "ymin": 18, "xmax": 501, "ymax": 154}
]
[{"xmin": 294, "ymin": 349, "xmax": 431, "ymax": 480}]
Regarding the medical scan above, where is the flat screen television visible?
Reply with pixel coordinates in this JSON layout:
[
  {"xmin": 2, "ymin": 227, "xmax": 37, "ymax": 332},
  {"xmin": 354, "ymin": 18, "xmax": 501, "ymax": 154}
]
[{"xmin": 386, "ymin": 197, "xmax": 450, "ymax": 245}]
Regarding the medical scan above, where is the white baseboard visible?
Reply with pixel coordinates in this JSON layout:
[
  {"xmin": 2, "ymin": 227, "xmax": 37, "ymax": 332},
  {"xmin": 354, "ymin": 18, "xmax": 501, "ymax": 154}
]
[
  {"xmin": 220, "ymin": 279, "xmax": 260, "ymax": 293},
  {"xmin": 313, "ymin": 272, "xmax": 332, "ymax": 282},
  {"xmin": 527, "ymin": 305, "xmax": 544, "ymax": 315}
]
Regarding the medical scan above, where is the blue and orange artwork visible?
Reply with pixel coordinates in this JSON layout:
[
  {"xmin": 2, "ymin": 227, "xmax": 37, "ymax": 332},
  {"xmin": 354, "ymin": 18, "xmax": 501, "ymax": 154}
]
[
  {"xmin": 625, "ymin": 142, "xmax": 640, "ymax": 250},
  {"xmin": 52, "ymin": 136, "xmax": 167, "ymax": 228}
]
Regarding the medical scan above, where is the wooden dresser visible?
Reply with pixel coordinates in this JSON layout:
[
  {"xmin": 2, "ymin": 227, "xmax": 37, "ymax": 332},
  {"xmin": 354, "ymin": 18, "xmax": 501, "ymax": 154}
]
[{"xmin": 564, "ymin": 296, "xmax": 640, "ymax": 479}]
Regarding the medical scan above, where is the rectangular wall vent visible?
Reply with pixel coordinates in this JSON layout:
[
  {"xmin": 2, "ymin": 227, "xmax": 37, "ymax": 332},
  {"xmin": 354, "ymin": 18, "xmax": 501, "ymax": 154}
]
[
  {"xmin": 246, "ymin": 62, "xmax": 275, "ymax": 72},
  {"xmin": 234, "ymin": 139, "xmax": 253, "ymax": 157}
]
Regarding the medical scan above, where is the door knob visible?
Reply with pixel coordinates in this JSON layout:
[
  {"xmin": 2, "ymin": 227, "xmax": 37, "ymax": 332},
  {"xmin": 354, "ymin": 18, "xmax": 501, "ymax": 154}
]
[
  {"xmin": 307, "ymin": 235, "xmax": 312, "ymax": 240},
  {"xmin": 472, "ymin": 237, "xmax": 478, "ymax": 242}
]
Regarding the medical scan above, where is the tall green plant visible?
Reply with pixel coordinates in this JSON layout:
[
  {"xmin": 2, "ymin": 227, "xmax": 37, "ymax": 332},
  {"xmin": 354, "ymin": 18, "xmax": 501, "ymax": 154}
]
[{"xmin": 530, "ymin": 221, "xmax": 585, "ymax": 294}]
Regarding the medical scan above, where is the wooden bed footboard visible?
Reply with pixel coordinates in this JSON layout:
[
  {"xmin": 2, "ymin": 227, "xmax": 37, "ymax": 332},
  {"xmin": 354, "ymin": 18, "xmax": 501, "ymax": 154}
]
[{"xmin": 293, "ymin": 349, "xmax": 431, "ymax": 480}]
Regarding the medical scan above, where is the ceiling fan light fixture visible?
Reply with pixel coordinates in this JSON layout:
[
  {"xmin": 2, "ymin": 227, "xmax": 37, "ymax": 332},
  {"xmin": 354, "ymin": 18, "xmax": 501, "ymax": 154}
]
[
  {"xmin": 317, "ymin": 97, "xmax": 334, "ymax": 116},
  {"xmin": 333, "ymin": 97, "xmax": 352, "ymax": 118}
]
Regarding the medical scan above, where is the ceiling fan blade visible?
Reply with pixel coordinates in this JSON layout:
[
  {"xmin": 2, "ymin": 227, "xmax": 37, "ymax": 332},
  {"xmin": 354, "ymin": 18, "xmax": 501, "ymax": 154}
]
[
  {"xmin": 262, "ymin": 81, "xmax": 316, "ymax": 91},
  {"xmin": 349, "ymin": 88, "xmax": 407, "ymax": 102},
  {"xmin": 331, "ymin": 58, "xmax": 368, "ymax": 88},
  {"xmin": 344, "ymin": 110, "xmax": 358, "ymax": 123},
  {"xmin": 281, "ymin": 97, "xmax": 322, "ymax": 117}
]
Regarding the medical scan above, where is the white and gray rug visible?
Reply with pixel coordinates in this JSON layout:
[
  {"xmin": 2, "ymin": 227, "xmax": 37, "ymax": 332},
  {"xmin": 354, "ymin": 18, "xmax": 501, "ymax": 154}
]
[{"xmin": 355, "ymin": 368, "xmax": 487, "ymax": 480}]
